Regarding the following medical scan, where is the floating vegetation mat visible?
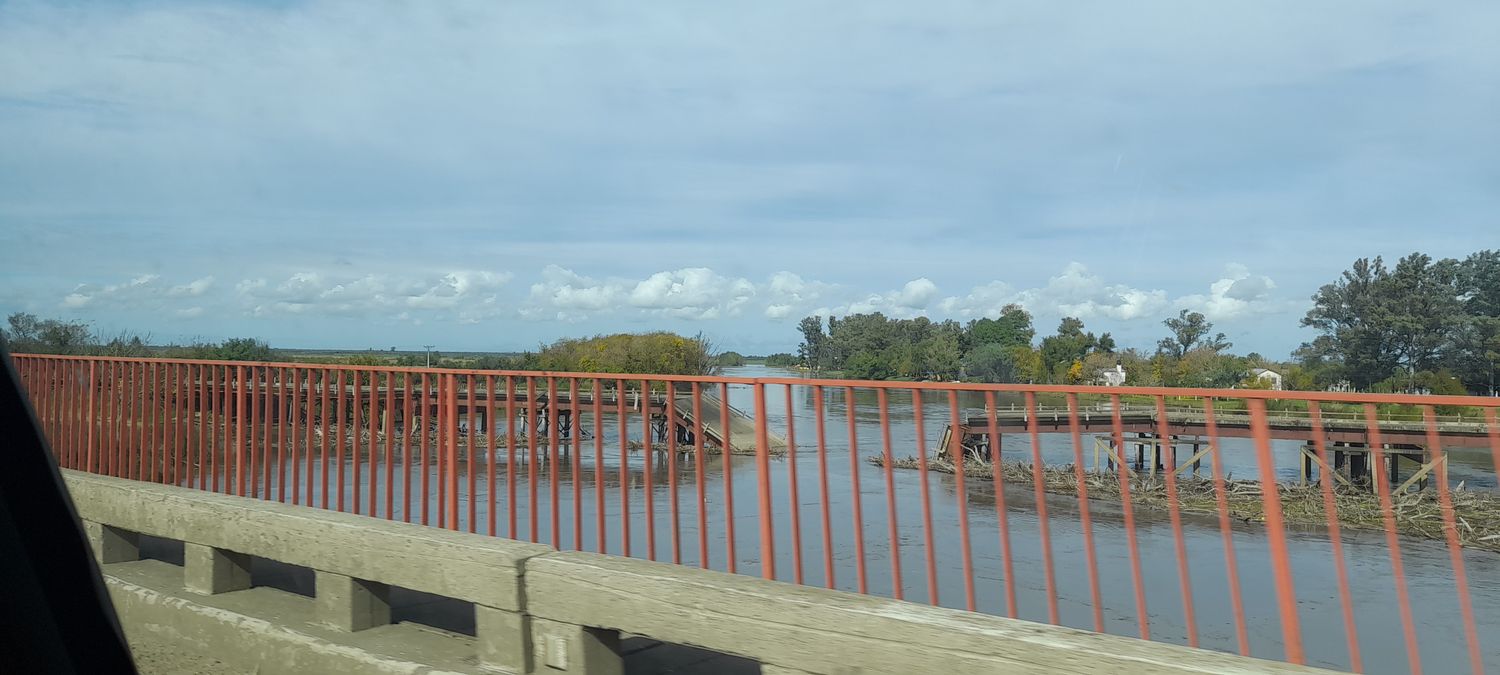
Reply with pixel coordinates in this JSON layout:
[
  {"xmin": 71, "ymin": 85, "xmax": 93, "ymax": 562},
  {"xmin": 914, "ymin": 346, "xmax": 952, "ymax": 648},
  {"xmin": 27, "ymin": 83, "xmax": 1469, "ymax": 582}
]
[{"xmin": 872, "ymin": 455, "xmax": 1500, "ymax": 552}]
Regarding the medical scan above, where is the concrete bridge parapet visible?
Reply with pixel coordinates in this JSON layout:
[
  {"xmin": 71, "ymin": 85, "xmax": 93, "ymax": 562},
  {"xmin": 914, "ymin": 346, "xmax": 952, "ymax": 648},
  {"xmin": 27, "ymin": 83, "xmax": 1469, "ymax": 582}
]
[{"xmin": 65, "ymin": 471, "xmax": 1335, "ymax": 674}]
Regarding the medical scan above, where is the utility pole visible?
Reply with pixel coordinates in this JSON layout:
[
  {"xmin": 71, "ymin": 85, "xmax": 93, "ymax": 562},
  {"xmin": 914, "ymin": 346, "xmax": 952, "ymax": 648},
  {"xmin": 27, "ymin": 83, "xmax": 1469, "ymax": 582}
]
[{"xmin": 424, "ymin": 345, "xmax": 435, "ymax": 368}]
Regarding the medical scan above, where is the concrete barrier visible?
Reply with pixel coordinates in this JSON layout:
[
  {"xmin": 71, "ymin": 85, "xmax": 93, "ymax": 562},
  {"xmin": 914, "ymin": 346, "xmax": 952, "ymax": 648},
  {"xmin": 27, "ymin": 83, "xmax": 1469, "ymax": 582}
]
[
  {"xmin": 524, "ymin": 552, "xmax": 1328, "ymax": 675},
  {"xmin": 65, "ymin": 471, "xmax": 1334, "ymax": 674},
  {"xmin": 66, "ymin": 471, "xmax": 552, "ymax": 674}
]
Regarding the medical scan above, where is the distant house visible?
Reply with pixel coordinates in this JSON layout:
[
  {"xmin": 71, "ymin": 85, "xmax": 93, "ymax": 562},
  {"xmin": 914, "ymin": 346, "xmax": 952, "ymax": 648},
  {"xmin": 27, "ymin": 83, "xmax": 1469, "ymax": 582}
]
[
  {"xmin": 1250, "ymin": 368, "xmax": 1283, "ymax": 391},
  {"xmin": 1097, "ymin": 363, "xmax": 1127, "ymax": 387}
]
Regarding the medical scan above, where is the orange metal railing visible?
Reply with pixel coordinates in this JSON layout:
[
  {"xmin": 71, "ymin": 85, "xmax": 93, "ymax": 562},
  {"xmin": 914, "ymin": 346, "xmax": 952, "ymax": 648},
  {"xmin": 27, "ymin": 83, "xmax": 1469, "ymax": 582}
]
[{"xmin": 11, "ymin": 353, "xmax": 1499, "ymax": 674}]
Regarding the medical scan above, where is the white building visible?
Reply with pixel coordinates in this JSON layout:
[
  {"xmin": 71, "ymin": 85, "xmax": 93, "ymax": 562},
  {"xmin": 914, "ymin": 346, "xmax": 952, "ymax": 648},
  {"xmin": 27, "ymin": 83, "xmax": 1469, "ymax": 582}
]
[
  {"xmin": 1250, "ymin": 368, "xmax": 1283, "ymax": 391},
  {"xmin": 1098, "ymin": 363, "xmax": 1127, "ymax": 387}
]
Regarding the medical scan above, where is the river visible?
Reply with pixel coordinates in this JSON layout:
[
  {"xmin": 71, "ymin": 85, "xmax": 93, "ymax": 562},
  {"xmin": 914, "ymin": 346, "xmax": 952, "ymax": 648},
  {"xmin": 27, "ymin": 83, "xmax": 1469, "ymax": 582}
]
[{"xmin": 240, "ymin": 365, "xmax": 1499, "ymax": 673}]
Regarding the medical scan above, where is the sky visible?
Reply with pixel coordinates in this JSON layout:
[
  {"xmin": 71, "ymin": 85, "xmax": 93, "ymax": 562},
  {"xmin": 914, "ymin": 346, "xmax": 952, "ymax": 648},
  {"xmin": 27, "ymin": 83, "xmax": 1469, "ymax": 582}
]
[{"xmin": 1, "ymin": 1, "xmax": 1496, "ymax": 357}]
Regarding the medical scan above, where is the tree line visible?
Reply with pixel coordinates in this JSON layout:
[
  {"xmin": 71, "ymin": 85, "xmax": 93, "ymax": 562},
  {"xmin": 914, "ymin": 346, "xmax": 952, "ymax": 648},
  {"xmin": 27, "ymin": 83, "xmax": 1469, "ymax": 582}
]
[
  {"xmin": 793, "ymin": 249, "xmax": 1499, "ymax": 394},
  {"xmin": 794, "ymin": 306, "xmax": 1259, "ymax": 386},
  {"xmin": 3, "ymin": 313, "xmax": 275, "ymax": 362},
  {"xmin": 1296, "ymin": 250, "xmax": 1498, "ymax": 395}
]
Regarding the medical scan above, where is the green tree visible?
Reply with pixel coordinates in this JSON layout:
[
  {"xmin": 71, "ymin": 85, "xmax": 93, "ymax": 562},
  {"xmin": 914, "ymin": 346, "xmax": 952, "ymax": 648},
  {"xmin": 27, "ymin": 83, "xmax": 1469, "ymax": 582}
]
[
  {"xmin": 1158, "ymin": 310, "xmax": 1230, "ymax": 359},
  {"xmin": 1039, "ymin": 317, "xmax": 1098, "ymax": 382},
  {"xmin": 966, "ymin": 304, "xmax": 1034, "ymax": 351},
  {"xmin": 764, "ymin": 353, "xmax": 797, "ymax": 367},
  {"xmin": 534, "ymin": 332, "xmax": 720, "ymax": 376},
  {"xmin": 3, "ymin": 313, "xmax": 93, "ymax": 354},
  {"xmin": 797, "ymin": 316, "xmax": 830, "ymax": 370},
  {"xmin": 1303, "ymin": 253, "xmax": 1472, "ymax": 390},
  {"xmin": 215, "ymin": 338, "xmax": 276, "ymax": 361},
  {"xmin": 964, "ymin": 343, "xmax": 1018, "ymax": 382},
  {"xmin": 843, "ymin": 351, "xmax": 893, "ymax": 380},
  {"xmin": 716, "ymin": 351, "xmax": 747, "ymax": 367},
  {"xmin": 921, "ymin": 330, "xmax": 962, "ymax": 380}
]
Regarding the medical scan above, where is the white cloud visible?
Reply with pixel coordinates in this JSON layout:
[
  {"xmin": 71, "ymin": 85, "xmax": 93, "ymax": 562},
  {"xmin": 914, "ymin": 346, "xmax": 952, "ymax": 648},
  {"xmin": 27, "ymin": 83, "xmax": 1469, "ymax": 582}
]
[
  {"xmin": 169, "ymin": 276, "xmax": 215, "ymax": 297},
  {"xmin": 937, "ymin": 281, "xmax": 1017, "ymax": 318},
  {"xmin": 938, "ymin": 263, "xmax": 1168, "ymax": 322},
  {"xmin": 762, "ymin": 271, "xmax": 838, "ymax": 320},
  {"xmin": 1018, "ymin": 263, "xmax": 1169, "ymax": 321},
  {"xmin": 237, "ymin": 270, "xmax": 511, "ymax": 321},
  {"xmin": 839, "ymin": 277, "xmax": 941, "ymax": 318},
  {"xmin": 1178, "ymin": 263, "xmax": 1288, "ymax": 320},
  {"xmin": 60, "ymin": 274, "xmax": 168, "ymax": 310},
  {"xmin": 526, "ymin": 266, "xmax": 756, "ymax": 321}
]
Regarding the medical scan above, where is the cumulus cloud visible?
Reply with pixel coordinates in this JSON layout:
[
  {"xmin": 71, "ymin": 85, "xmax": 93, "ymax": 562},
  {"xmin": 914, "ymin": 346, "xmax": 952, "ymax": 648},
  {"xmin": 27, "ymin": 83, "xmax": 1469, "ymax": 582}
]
[
  {"xmin": 763, "ymin": 272, "xmax": 838, "ymax": 320},
  {"xmin": 937, "ymin": 281, "xmax": 1018, "ymax": 319},
  {"xmin": 61, "ymin": 274, "xmax": 167, "ymax": 310},
  {"xmin": 169, "ymin": 276, "xmax": 215, "ymax": 297},
  {"xmin": 236, "ymin": 270, "xmax": 511, "ymax": 323},
  {"xmin": 525, "ymin": 266, "xmax": 756, "ymax": 321},
  {"xmin": 628, "ymin": 268, "xmax": 755, "ymax": 319},
  {"xmin": 838, "ymin": 278, "xmax": 941, "ymax": 318},
  {"xmin": 1178, "ymin": 263, "xmax": 1287, "ymax": 320},
  {"xmin": 938, "ymin": 263, "xmax": 1168, "ymax": 321}
]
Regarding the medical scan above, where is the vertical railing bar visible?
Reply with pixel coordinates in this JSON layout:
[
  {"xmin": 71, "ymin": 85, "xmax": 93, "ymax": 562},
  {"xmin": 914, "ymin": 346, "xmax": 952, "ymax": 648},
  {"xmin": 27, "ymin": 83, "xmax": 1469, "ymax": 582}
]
[
  {"xmin": 787, "ymin": 383, "xmax": 806, "ymax": 586},
  {"xmin": 507, "ymin": 374, "xmax": 518, "ymax": 540},
  {"xmin": 813, "ymin": 384, "xmax": 834, "ymax": 588},
  {"xmin": 290, "ymin": 367, "xmax": 302, "ymax": 505},
  {"xmin": 488, "ymin": 373, "xmax": 498, "ymax": 537},
  {"xmin": 911, "ymin": 389, "xmax": 938, "ymax": 604},
  {"xmin": 754, "ymin": 381, "xmax": 775, "ymax": 581},
  {"xmin": 1110, "ymin": 393, "xmax": 1149, "ymax": 639},
  {"xmin": 721, "ymin": 381, "xmax": 735, "ymax": 574},
  {"xmin": 436, "ymin": 372, "xmax": 446, "ymax": 528},
  {"xmin": 466, "ymin": 373, "xmax": 476, "ymax": 534},
  {"xmin": 235, "ymin": 365, "xmax": 247, "ymax": 497},
  {"xmin": 320, "ymin": 368, "xmax": 331, "ymax": 510},
  {"xmin": 1422, "ymin": 405, "xmax": 1481, "ymax": 675},
  {"xmin": 594, "ymin": 378, "xmax": 605, "ymax": 554},
  {"xmin": 86, "ymin": 361, "xmax": 97, "ymax": 474},
  {"xmin": 846, "ymin": 385, "xmax": 867, "ymax": 595},
  {"xmin": 403, "ymin": 371, "xmax": 414, "ymax": 523},
  {"xmin": 1304, "ymin": 401, "xmax": 1356, "ymax": 668},
  {"xmin": 530, "ymin": 376, "xmax": 541, "ymax": 543},
  {"xmin": 353, "ymin": 369, "xmax": 365, "ymax": 514},
  {"xmin": 948, "ymin": 390, "xmax": 977, "ymax": 612},
  {"xmin": 385, "ymin": 371, "xmax": 395, "ymax": 520},
  {"xmin": 984, "ymin": 392, "xmax": 1018, "ymax": 618},
  {"xmin": 1154, "ymin": 395, "xmax": 1197, "ymax": 646},
  {"xmin": 446, "ymin": 372, "xmax": 459, "ymax": 531},
  {"xmin": 1024, "ymin": 391, "xmax": 1058, "ymax": 624},
  {"xmin": 550, "ymin": 377, "xmax": 562, "ymax": 546},
  {"xmin": 619, "ymin": 379, "xmax": 631, "ymax": 557},
  {"xmin": 571, "ymin": 377, "xmax": 583, "ymax": 552},
  {"xmin": 692, "ymin": 382, "xmax": 707, "ymax": 567},
  {"xmin": 420, "ymin": 373, "xmax": 431, "ymax": 526},
  {"xmin": 666, "ymin": 380, "xmax": 681, "ymax": 563},
  {"xmin": 640, "ymin": 378, "xmax": 654, "ymax": 560},
  {"xmin": 1064, "ymin": 393, "xmax": 1103, "ymax": 632},
  {"xmin": 1204, "ymin": 399, "xmax": 1252, "ymax": 658},
  {"xmin": 336, "ymin": 369, "xmax": 347, "ymax": 512},
  {"xmin": 1251, "ymin": 399, "xmax": 1304, "ymax": 665}
]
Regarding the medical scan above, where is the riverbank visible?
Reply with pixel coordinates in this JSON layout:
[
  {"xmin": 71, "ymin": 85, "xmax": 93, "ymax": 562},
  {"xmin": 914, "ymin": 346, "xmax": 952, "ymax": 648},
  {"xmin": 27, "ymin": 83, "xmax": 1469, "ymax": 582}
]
[{"xmin": 872, "ymin": 455, "xmax": 1500, "ymax": 551}]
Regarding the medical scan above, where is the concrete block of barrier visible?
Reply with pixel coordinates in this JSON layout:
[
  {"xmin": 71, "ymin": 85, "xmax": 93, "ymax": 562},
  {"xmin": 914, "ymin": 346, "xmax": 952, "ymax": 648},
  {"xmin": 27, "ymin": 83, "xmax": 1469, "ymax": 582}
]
[
  {"xmin": 524, "ymin": 551, "xmax": 1335, "ymax": 675},
  {"xmin": 83, "ymin": 520, "xmax": 139, "ymax": 565},
  {"xmin": 315, "ymin": 571, "xmax": 391, "ymax": 632},
  {"xmin": 62, "ymin": 471, "xmax": 554, "ymax": 613},
  {"xmin": 183, "ymin": 543, "xmax": 251, "ymax": 595}
]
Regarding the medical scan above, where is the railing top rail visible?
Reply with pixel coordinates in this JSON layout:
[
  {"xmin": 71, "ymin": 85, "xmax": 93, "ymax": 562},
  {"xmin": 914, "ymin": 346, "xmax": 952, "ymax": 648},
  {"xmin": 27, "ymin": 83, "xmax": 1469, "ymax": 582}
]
[{"xmin": 12, "ymin": 352, "xmax": 1500, "ymax": 409}]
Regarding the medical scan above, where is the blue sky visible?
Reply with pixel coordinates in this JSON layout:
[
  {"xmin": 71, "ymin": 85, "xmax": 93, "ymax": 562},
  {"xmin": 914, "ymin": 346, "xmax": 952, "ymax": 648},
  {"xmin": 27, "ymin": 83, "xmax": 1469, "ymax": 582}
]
[{"xmin": 2, "ymin": 1, "xmax": 1496, "ymax": 357}]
